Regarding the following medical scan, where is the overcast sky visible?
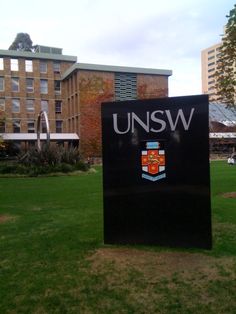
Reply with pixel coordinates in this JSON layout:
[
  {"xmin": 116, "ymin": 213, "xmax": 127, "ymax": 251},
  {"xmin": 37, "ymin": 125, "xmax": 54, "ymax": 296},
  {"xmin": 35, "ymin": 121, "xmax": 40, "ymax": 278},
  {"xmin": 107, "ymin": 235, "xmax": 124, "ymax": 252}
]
[{"xmin": 0, "ymin": 0, "xmax": 235, "ymax": 96}]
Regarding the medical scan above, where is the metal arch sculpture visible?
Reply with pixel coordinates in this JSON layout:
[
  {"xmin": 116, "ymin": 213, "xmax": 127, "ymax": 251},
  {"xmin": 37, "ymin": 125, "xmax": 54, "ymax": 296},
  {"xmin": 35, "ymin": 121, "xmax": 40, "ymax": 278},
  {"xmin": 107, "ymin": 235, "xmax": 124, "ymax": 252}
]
[{"xmin": 37, "ymin": 110, "xmax": 50, "ymax": 151}]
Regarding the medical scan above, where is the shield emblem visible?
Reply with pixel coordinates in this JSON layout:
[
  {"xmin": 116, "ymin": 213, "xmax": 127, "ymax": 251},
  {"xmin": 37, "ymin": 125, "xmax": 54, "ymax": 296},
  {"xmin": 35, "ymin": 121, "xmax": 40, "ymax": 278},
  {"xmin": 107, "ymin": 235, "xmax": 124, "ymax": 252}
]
[{"xmin": 141, "ymin": 141, "xmax": 166, "ymax": 181}]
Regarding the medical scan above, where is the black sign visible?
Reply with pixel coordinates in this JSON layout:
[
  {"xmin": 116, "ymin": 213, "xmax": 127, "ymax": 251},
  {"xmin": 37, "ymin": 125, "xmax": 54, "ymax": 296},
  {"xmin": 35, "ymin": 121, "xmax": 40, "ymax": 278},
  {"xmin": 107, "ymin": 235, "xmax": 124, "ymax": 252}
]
[{"xmin": 101, "ymin": 95, "xmax": 212, "ymax": 249}]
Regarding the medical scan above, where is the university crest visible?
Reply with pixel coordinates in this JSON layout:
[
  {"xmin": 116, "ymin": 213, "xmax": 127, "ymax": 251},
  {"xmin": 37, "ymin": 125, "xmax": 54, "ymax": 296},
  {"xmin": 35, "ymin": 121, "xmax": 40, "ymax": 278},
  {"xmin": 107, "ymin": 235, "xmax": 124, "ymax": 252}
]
[{"xmin": 141, "ymin": 141, "xmax": 166, "ymax": 181}]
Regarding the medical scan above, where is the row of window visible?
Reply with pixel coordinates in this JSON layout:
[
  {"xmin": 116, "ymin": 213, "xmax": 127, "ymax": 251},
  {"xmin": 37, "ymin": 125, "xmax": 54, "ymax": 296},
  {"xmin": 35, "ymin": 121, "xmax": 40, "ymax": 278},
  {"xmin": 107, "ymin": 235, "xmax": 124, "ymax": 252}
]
[
  {"xmin": 207, "ymin": 47, "xmax": 220, "ymax": 55},
  {"xmin": 208, "ymin": 68, "xmax": 215, "ymax": 73},
  {"xmin": 0, "ymin": 119, "xmax": 63, "ymax": 133},
  {"xmin": 208, "ymin": 74, "xmax": 214, "ymax": 79},
  {"xmin": 208, "ymin": 62, "xmax": 215, "ymax": 67},
  {"xmin": 0, "ymin": 77, "xmax": 61, "ymax": 94},
  {"xmin": 0, "ymin": 98, "xmax": 62, "ymax": 114},
  {"xmin": 0, "ymin": 58, "xmax": 61, "ymax": 73}
]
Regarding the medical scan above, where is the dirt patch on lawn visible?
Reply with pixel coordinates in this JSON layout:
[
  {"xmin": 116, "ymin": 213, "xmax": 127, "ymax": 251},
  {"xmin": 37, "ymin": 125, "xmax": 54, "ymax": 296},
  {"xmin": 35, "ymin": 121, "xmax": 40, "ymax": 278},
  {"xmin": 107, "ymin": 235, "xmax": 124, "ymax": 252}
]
[
  {"xmin": 222, "ymin": 192, "xmax": 236, "ymax": 198},
  {"xmin": 0, "ymin": 214, "xmax": 17, "ymax": 224},
  {"xmin": 88, "ymin": 247, "xmax": 236, "ymax": 282}
]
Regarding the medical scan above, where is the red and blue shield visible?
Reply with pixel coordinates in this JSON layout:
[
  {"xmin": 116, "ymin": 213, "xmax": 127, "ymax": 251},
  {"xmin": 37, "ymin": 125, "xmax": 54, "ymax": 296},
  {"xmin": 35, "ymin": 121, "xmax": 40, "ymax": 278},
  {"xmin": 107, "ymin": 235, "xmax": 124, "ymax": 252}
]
[{"xmin": 141, "ymin": 141, "xmax": 166, "ymax": 181}]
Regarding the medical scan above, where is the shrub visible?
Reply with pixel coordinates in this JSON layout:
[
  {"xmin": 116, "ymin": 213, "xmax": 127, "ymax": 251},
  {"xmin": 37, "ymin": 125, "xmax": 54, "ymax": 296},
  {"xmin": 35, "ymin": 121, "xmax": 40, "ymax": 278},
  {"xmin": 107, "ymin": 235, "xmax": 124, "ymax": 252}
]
[{"xmin": 0, "ymin": 145, "xmax": 90, "ymax": 176}]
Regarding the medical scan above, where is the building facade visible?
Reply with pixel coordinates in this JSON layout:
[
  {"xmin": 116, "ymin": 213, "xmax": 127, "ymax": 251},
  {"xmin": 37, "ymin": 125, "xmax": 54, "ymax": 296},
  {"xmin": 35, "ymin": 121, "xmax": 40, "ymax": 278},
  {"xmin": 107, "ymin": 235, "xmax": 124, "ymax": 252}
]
[
  {"xmin": 62, "ymin": 63, "xmax": 171, "ymax": 156},
  {"xmin": 201, "ymin": 43, "xmax": 221, "ymax": 100},
  {"xmin": 0, "ymin": 46, "xmax": 172, "ymax": 157}
]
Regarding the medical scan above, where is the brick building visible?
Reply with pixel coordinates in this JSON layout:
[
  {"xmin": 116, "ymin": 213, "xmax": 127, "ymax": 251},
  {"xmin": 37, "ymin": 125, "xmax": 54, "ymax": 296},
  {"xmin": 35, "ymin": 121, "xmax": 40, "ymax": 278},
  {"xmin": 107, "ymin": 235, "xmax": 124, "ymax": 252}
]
[{"xmin": 0, "ymin": 46, "xmax": 172, "ymax": 157}]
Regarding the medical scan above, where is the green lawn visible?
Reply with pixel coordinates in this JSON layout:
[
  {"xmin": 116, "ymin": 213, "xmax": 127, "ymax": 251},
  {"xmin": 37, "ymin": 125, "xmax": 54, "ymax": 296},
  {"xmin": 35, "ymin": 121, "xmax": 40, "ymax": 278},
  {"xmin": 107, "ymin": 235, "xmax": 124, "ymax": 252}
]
[{"xmin": 0, "ymin": 162, "xmax": 236, "ymax": 313}]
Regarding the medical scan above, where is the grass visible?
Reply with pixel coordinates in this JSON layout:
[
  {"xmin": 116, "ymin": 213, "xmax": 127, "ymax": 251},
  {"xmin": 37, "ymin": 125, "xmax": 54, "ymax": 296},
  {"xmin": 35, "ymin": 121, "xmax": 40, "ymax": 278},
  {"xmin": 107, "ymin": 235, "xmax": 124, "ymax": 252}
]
[{"xmin": 0, "ymin": 162, "xmax": 236, "ymax": 313}]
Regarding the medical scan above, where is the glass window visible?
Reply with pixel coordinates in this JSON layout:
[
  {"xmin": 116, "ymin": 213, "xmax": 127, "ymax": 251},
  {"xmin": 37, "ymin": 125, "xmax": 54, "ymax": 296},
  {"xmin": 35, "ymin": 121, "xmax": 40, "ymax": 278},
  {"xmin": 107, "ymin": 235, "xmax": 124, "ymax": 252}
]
[
  {"xmin": 11, "ymin": 59, "xmax": 19, "ymax": 71},
  {"xmin": 40, "ymin": 80, "xmax": 48, "ymax": 94},
  {"xmin": 0, "ymin": 77, "xmax": 4, "ymax": 91},
  {"xmin": 26, "ymin": 78, "xmax": 34, "ymax": 92},
  {"xmin": 27, "ymin": 120, "xmax": 35, "ymax": 133},
  {"xmin": 55, "ymin": 101, "xmax": 62, "ymax": 113},
  {"xmin": 11, "ymin": 78, "xmax": 19, "ymax": 92},
  {"xmin": 40, "ymin": 61, "xmax": 47, "ymax": 73},
  {"xmin": 26, "ymin": 99, "xmax": 34, "ymax": 112},
  {"xmin": 56, "ymin": 120, "xmax": 63, "ymax": 133},
  {"xmin": 0, "ymin": 58, "xmax": 4, "ymax": 70},
  {"xmin": 41, "ymin": 100, "xmax": 48, "ymax": 113},
  {"xmin": 208, "ymin": 56, "xmax": 215, "ymax": 61},
  {"xmin": 13, "ymin": 119, "xmax": 20, "ymax": 133},
  {"xmin": 0, "ymin": 120, "xmax": 5, "ymax": 133},
  {"xmin": 0, "ymin": 98, "xmax": 5, "ymax": 111},
  {"xmin": 208, "ymin": 68, "xmax": 215, "ymax": 73},
  {"xmin": 12, "ymin": 99, "xmax": 20, "ymax": 113},
  {"xmin": 25, "ymin": 60, "xmax": 33, "ymax": 72},
  {"xmin": 53, "ymin": 62, "xmax": 60, "ymax": 73},
  {"xmin": 207, "ymin": 49, "xmax": 215, "ymax": 54},
  {"xmin": 54, "ymin": 80, "xmax": 61, "ymax": 94}
]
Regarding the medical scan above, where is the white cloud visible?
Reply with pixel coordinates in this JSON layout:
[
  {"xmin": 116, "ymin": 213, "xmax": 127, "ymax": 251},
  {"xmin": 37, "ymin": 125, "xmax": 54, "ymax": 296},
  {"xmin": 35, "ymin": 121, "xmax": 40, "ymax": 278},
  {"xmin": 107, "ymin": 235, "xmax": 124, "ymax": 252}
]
[{"xmin": 1, "ymin": 0, "xmax": 235, "ymax": 96}]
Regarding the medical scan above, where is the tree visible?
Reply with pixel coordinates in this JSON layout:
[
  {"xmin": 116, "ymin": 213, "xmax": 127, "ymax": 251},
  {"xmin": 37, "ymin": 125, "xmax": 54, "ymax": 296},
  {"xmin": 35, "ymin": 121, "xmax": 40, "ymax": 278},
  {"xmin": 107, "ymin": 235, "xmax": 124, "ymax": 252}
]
[
  {"xmin": 9, "ymin": 33, "xmax": 34, "ymax": 52},
  {"xmin": 215, "ymin": 5, "xmax": 236, "ymax": 107}
]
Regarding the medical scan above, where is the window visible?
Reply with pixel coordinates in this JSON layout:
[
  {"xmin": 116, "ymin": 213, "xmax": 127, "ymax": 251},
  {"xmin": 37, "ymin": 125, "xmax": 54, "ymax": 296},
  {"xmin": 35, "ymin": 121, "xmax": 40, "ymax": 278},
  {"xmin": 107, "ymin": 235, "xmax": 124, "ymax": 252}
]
[
  {"xmin": 25, "ymin": 60, "xmax": 33, "ymax": 72},
  {"xmin": 40, "ymin": 79, "xmax": 48, "ymax": 94},
  {"xmin": 0, "ymin": 58, "xmax": 4, "ymax": 70},
  {"xmin": 208, "ymin": 68, "xmax": 215, "ymax": 73},
  {"xmin": 40, "ymin": 61, "xmax": 47, "ymax": 73},
  {"xmin": 26, "ymin": 78, "xmax": 34, "ymax": 92},
  {"xmin": 208, "ymin": 80, "xmax": 215, "ymax": 85},
  {"xmin": 208, "ymin": 56, "xmax": 215, "ymax": 61},
  {"xmin": 13, "ymin": 119, "xmax": 20, "ymax": 133},
  {"xmin": 11, "ymin": 59, "xmax": 19, "ymax": 71},
  {"xmin": 208, "ymin": 75, "xmax": 214, "ymax": 79},
  {"xmin": 0, "ymin": 77, "xmax": 4, "ymax": 91},
  {"xmin": 0, "ymin": 120, "xmax": 5, "ymax": 133},
  {"xmin": 56, "ymin": 120, "xmax": 63, "ymax": 133},
  {"xmin": 12, "ymin": 99, "xmax": 20, "ymax": 113},
  {"xmin": 115, "ymin": 73, "xmax": 137, "ymax": 101},
  {"xmin": 55, "ymin": 100, "xmax": 62, "ymax": 113},
  {"xmin": 27, "ymin": 120, "xmax": 35, "ymax": 133},
  {"xmin": 0, "ymin": 99, "xmax": 5, "ymax": 111},
  {"xmin": 207, "ymin": 49, "xmax": 215, "ymax": 54},
  {"xmin": 11, "ymin": 78, "xmax": 19, "ymax": 92},
  {"xmin": 53, "ymin": 62, "xmax": 60, "ymax": 73},
  {"xmin": 26, "ymin": 99, "xmax": 34, "ymax": 112},
  {"xmin": 41, "ymin": 100, "xmax": 48, "ymax": 113},
  {"xmin": 208, "ymin": 62, "xmax": 215, "ymax": 67},
  {"xmin": 54, "ymin": 80, "xmax": 61, "ymax": 94}
]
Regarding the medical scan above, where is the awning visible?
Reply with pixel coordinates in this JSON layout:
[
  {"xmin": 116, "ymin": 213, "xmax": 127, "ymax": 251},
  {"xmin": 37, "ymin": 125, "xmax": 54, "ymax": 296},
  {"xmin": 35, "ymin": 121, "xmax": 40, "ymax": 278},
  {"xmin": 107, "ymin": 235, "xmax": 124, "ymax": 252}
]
[
  {"xmin": 210, "ymin": 132, "xmax": 236, "ymax": 138},
  {"xmin": 1, "ymin": 133, "xmax": 79, "ymax": 141}
]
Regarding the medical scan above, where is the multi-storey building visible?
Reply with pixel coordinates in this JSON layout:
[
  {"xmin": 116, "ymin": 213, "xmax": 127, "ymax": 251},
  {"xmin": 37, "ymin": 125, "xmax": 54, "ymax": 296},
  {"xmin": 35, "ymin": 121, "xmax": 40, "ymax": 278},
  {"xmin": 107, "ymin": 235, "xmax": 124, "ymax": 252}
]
[
  {"xmin": 201, "ymin": 43, "xmax": 221, "ymax": 100},
  {"xmin": 0, "ymin": 46, "xmax": 172, "ymax": 157},
  {"xmin": 62, "ymin": 63, "xmax": 171, "ymax": 156}
]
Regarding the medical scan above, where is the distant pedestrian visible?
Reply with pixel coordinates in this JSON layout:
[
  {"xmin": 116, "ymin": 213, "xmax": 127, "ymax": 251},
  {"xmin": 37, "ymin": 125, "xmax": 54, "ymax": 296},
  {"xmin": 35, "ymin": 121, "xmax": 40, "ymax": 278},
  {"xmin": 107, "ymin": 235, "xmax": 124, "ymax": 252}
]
[{"xmin": 227, "ymin": 157, "xmax": 235, "ymax": 165}]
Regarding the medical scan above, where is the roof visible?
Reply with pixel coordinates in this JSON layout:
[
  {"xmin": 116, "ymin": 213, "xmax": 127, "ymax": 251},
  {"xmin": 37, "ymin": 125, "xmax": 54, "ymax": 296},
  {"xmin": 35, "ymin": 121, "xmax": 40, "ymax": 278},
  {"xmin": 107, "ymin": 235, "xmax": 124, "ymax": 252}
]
[
  {"xmin": 1, "ymin": 133, "xmax": 79, "ymax": 141},
  {"xmin": 209, "ymin": 102, "xmax": 236, "ymax": 126},
  {"xmin": 62, "ymin": 62, "xmax": 172, "ymax": 80},
  {"xmin": 0, "ymin": 49, "xmax": 77, "ymax": 62},
  {"xmin": 210, "ymin": 132, "xmax": 236, "ymax": 138}
]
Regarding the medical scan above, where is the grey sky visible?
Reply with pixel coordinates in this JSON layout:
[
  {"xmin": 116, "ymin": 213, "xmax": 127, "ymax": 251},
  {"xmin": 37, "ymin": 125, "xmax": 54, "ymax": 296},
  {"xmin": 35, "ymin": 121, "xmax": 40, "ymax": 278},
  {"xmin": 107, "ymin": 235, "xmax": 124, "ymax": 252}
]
[{"xmin": 1, "ymin": 0, "xmax": 235, "ymax": 96}]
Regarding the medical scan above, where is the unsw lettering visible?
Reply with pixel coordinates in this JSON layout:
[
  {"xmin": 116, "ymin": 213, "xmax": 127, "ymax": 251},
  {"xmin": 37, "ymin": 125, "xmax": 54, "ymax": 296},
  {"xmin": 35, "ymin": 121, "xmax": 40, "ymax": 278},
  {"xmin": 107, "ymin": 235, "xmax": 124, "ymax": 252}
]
[{"xmin": 113, "ymin": 108, "xmax": 195, "ymax": 134}]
